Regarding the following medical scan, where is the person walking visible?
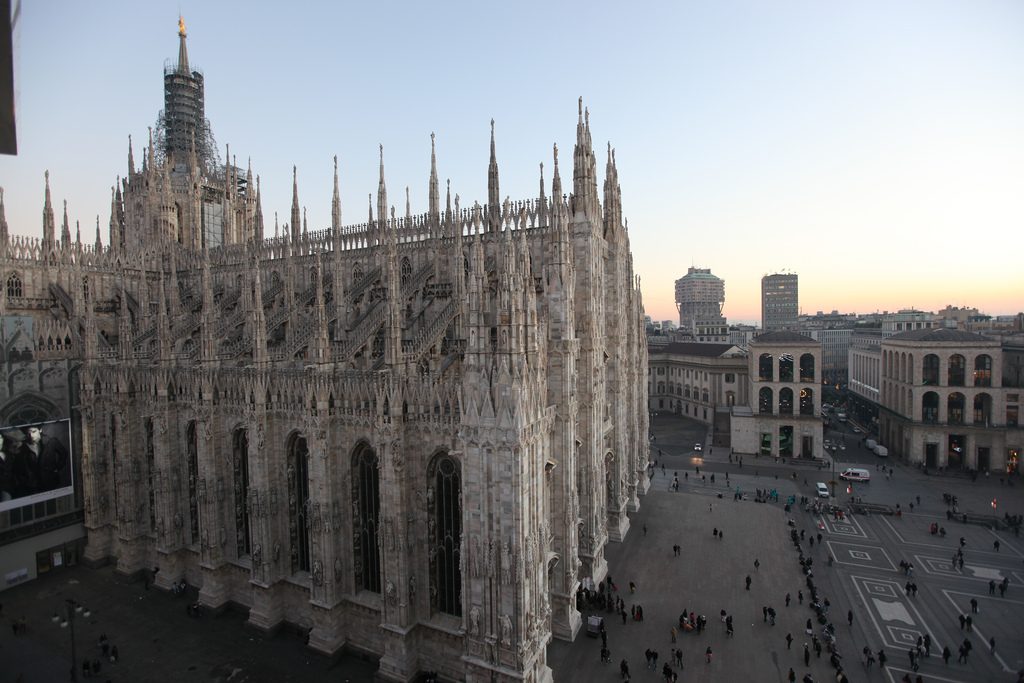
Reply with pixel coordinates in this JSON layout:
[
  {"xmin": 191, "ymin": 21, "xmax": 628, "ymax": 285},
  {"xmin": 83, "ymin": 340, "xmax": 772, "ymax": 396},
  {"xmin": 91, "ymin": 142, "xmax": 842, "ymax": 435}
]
[
  {"xmin": 786, "ymin": 633, "xmax": 793, "ymax": 649},
  {"xmin": 797, "ymin": 590, "xmax": 804, "ymax": 605},
  {"xmin": 785, "ymin": 593, "xmax": 791, "ymax": 607},
  {"xmin": 788, "ymin": 668, "xmax": 796, "ymax": 682},
  {"xmin": 671, "ymin": 626, "xmax": 677, "ymax": 643},
  {"xmin": 970, "ymin": 598, "xmax": 978, "ymax": 614},
  {"xmin": 989, "ymin": 637, "xmax": 996, "ymax": 654},
  {"xmin": 942, "ymin": 645, "xmax": 951, "ymax": 665},
  {"xmin": 745, "ymin": 575, "xmax": 752, "ymax": 590},
  {"xmin": 989, "ymin": 579, "xmax": 996, "ymax": 595},
  {"xmin": 965, "ymin": 615, "xmax": 973, "ymax": 632},
  {"xmin": 705, "ymin": 646, "xmax": 713, "ymax": 664},
  {"xmin": 763, "ymin": 606, "xmax": 768, "ymax": 622},
  {"xmin": 847, "ymin": 609, "xmax": 853, "ymax": 626},
  {"xmin": 878, "ymin": 649, "xmax": 887, "ymax": 669},
  {"xmin": 923, "ymin": 634, "xmax": 931, "ymax": 656},
  {"xmin": 620, "ymin": 658, "xmax": 630, "ymax": 680},
  {"xmin": 804, "ymin": 643, "xmax": 811, "ymax": 666},
  {"xmin": 754, "ymin": 558, "xmax": 760, "ymax": 571}
]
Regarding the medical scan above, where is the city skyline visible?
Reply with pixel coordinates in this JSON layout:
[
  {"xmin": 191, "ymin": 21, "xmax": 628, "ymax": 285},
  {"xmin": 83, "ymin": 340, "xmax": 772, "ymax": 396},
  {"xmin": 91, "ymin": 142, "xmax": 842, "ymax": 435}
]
[{"xmin": 1, "ymin": 1, "xmax": 1022, "ymax": 323}]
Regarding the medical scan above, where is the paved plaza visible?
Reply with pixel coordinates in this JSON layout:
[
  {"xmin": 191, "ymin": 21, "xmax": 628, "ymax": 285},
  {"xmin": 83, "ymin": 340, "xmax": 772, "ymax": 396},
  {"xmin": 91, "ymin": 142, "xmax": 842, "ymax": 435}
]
[{"xmin": 550, "ymin": 413, "xmax": 1024, "ymax": 682}]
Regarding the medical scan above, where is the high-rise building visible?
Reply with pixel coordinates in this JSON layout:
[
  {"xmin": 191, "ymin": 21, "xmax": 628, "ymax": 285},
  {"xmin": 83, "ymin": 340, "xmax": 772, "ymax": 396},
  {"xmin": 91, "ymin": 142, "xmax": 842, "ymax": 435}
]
[
  {"xmin": 0, "ymin": 23, "xmax": 651, "ymax": 682},
  {"xmin": 675, "ymin": 267, "xmax": 727, "ymax": 341},
  {"xmin": 761, "ymin": 272, "xmax": 799, "ymax": 331}
]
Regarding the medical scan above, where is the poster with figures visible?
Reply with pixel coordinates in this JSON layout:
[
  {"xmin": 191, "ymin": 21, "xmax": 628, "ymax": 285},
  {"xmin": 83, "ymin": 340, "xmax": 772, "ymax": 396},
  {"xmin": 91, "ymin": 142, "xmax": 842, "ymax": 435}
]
[{"xmin": 0, "ymin": 418, "xmax": 74, "ymax": 513}]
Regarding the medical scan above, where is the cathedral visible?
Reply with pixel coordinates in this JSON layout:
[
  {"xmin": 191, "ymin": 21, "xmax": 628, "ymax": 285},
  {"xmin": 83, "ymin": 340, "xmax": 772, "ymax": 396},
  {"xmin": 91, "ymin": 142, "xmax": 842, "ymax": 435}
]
[{"xmin": 0, "ymin": 21, "xmax": 649, "ymax": 682}]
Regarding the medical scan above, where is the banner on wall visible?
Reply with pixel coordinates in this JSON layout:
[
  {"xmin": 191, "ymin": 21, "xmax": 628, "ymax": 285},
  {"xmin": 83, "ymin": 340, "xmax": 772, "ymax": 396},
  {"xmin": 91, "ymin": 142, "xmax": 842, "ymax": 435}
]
[{"xmin": 0, "ymin": 418, "xmax": 73, "ymax": 513}]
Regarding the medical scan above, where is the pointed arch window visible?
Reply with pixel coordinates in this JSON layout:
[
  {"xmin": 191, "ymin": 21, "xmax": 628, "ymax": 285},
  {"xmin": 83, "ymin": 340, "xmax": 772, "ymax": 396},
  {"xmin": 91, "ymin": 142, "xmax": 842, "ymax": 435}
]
[
  {"xmin": 429, "ymin": 453, "xmax": 462, "ymax": 616},
  {"xmin": 352, "ymin": 445, "xmax": 381, "ymax": 592},
  {"xmin": 145, "ymin": 418, "xmax": 156, "ymax": 533},
  {"xmin": 233, "ymin": 428, "xmax": 252, "ymax": 557},
  {"xmin": 400, "ymin": 257, "xmax": 412, "ymax": 285},
  {"xmin": 187, "ymin": 421, "xmax": 200, "ymax": 544},
  {"xmin": 6, "ymin": 272, "xmax": 22, "ymax": 298},
  {"xmin": 288, "ymin": 434, "xmax": 311, "ymax": 573}
]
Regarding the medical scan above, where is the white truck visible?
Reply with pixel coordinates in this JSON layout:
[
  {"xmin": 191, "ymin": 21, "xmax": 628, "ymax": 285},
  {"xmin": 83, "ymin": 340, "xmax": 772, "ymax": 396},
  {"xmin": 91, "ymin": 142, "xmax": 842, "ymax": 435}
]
[
  {"xmin": 874, "ymin": 444, "xmax": 888, "ymax": 457},
  {"xmin": 865, "ymin": 438, "xmax": 877, "ymax": 450}
]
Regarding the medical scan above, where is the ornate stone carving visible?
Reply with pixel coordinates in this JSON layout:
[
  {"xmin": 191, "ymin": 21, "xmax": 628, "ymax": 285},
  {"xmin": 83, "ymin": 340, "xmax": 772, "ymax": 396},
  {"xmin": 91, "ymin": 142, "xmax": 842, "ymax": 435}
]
[
  {"xmin": 408, "ymin": 574, "xmax": 416, "ymax": 603},
  {"xmin": 385, "ymin": 579, "xmax": 397, "ymax": 606},
  {"xmin": 499, "ymin": 614, "xmax": 512, "ymax": 647},
  {"xmin": 469, "ymin": 606, "xmax": 481, "ymax": 636},
  {"xmin": 334, "ymin": 558, "xmax": 342, "ymax": 584},
  {"xmin": 312, "ymin": 560, "xmax": 324, "ymax": 586}
]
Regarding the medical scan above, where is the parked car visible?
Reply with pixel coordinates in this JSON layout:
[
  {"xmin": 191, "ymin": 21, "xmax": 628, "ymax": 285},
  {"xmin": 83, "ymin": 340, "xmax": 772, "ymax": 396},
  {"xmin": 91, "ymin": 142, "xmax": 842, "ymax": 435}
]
[
  {"xmin": 694, "ymin": 443, "xmax": 702, "ymax": 452},
  {"xmin": 816, "ymin": 482, "xmax": 830, "ymax": 498}
]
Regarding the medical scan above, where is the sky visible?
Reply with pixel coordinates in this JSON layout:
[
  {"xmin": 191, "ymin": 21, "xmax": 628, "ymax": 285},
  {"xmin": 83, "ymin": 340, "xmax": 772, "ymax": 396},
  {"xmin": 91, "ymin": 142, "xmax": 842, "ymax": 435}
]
[{"xmin": 1, "ymin": 1, "xmax": 1022, "ymax": 324}]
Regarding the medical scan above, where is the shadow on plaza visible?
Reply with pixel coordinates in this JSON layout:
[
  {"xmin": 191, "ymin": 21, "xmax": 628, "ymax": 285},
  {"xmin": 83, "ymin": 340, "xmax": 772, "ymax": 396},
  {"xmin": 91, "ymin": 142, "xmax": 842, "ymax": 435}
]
[{"xmin": 0, "ymin": 563, "xmax": 377, "ymax": 683}]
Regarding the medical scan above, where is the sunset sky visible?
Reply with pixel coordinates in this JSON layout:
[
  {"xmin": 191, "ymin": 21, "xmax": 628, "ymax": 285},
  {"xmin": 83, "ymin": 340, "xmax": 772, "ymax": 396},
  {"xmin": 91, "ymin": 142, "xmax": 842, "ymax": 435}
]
[{"xmin": 1, "ymin": 1, "xmax": 1021, "ymax": 324}]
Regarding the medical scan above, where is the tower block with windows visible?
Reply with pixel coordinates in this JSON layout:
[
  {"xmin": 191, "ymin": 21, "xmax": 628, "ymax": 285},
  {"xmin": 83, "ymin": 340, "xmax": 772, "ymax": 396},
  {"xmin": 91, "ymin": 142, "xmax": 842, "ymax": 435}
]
[{"xmin": 0, "ymin": 21, "xmax": 649, "ymax": 683}]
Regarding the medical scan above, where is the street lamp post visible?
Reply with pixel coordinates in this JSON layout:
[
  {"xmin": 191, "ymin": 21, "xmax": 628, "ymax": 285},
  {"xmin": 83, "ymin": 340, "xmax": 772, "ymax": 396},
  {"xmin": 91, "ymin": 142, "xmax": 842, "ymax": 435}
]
[{"xmin": 57, "ymin": 599, "xmax": 89, "ymax": 682}]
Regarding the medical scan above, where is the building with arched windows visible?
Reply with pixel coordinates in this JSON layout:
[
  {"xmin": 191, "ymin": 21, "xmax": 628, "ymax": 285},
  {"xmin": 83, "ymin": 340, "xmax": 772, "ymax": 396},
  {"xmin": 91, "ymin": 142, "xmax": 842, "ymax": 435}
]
[
  {"xmin": 0, "ymin": 22, "xmax": 650, "ymax": 683},
  {"xmin": 730, "ymin": 331, "xmax": 823, "ymax": 459},
  {"xmin": 874, "ymin": 329, "xmax": 1022, "ymax": 472}
]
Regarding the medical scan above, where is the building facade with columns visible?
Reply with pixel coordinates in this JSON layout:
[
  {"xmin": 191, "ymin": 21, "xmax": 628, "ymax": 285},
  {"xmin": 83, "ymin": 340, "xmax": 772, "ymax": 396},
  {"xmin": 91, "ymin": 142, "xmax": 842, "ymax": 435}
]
[
  {"xmin": 730, "ymin": 331, "xmax": 823, "ymax": 459},
  {"xmin": 0, "ymin": 24, "xmax": 650, "ymax": 683},
  {"xmin": 877, "ymin": 329, "xmax": 1021, "ymax": 473}
]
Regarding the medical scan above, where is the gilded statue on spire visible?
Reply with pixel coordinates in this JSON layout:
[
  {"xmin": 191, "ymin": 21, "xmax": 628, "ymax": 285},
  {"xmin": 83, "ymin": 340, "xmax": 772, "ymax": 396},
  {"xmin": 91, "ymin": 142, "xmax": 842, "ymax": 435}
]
[{"xmin": 178, "ymin": 15, "xmax": 187, "ymax": 38}]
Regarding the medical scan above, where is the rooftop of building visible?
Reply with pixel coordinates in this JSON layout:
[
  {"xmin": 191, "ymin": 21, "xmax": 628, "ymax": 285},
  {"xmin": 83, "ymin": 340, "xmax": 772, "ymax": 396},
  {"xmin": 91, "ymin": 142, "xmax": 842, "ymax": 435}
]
[
  {"xmin": 886, "ymin": 328, "xmax": 997, "ymax": 344},
  {"xmin": 647, "ymin": 342, "xmax": 744, "ymax": 358},
  {"xmin": 750, "ymin": 330, "xmax": 816, "ymax": 344}
]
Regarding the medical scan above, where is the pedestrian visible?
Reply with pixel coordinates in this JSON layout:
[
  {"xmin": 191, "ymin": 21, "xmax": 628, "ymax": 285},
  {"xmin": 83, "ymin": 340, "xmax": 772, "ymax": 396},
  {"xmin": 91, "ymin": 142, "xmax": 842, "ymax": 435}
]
[
  {"xmin": 705, "ymin": 646, "xmax": 713, "ymax": 664},
  {"xmin": 671, "ymin": 626, "xmax": 677, "ymax": 643},
  {"xmin": 675, "ymin": 648, "xmax": 682, "ymax": 667},
  {"xmin": 629, "ymin": 581, "xmax": 636, "ymax": 594},
  {"xmin": 745, "ymin": 575, "xmax": 751, "ymax": 590},
  {"xmin": 878, "ymin": 649, "xmax": 887, "ymax": 669},
  {"xmin": 942, "ymin": 645, "xmax": 950, "ymax": 664},
  {"xmin": 643, "ymin": 524, "xmax": 647, "ymax": 536},
  {"xmin": 785, "ymin": 593, "xmax": 791, "ymax": 607},
  {"xmin": 620, "ymin": 658, "xmax": 630, "ymax": 680},
  {"xmin": 763, "ymin": 606, "xmax": 768, "ymax": 622},
  {"xmin": 1000, "ymin": 577, "xmax": 1008, "ymax": 596},
  {"xmin": 989, "ymin": 579, "xmax": 996, "ymax": 595},
  {"xmin": 809, "ymin": 536, "xmax": 814, "ymax": 547},
  {"xmin": 970, "ymin": 598, "xmax": 978, "ymax": 613},
  {"xmin": 786, "ymin": 633, "xmax": 793, "ymax": 649},
  {"xmin": 923, "ymin": 633, "xmax": 931, "ymax": 656},
  {"xmin": 989, "ymin": 636, "xmax": 996, "ymax": 653},
  {"xmin": 788, "ymin": 668, "xmax": 796, "ymax": 682},
  {"xmin": 847, "ymin": 609, "xmax": 853, "ymax": 626},
  {"xmin": 713, "ymin": 527, "xmax": 718, "ymax": 538},
  {"xmin": 958, "ymin": 613, "xmax": 966, "ymax": 630},
  {"xmin": 621, "ymin": 609, "xmax": 627, "ymax": 625},
  {"xmin": 797, "ymin": 590, "xmax": 803, "ymax": 605},
  {"xmin": 965, "ymin": 615, "xmax": 972, "ymax": 632},
  {"xmin": 110, "ymin": 645, "xmax": 119, "ymax": 664},
  {"xmin": 804, "ymin": 643, "xmax": 810, "ymax": 666},
  {"xmin": 994, "ymin": 540, "xmax": 1000, "ymax": 552},
  {"xmin": 754, "ymin": 558, "xmax": 760, "ymax": 571},
  {"xmin": 719, "ymin": 530, "xmax": 724, "ymax": 541}
]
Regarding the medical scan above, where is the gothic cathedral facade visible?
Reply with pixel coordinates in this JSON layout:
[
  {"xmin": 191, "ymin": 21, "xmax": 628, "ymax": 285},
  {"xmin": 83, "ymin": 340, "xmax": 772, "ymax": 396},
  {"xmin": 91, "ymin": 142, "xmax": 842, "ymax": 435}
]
[{"xmin": 0, "ymin": 24, "xmax": 649, "ymax": 682}]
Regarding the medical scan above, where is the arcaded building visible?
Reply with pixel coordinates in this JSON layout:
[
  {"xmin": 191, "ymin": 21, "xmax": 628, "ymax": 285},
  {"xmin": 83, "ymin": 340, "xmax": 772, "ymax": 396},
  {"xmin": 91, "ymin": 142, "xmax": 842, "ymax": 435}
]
[
  {"xmin": 730, "ymin": 331, "xmax": 822, "ymax": 459},
  {"xmin": 0, "ymin": 23, "xmax": 650, "ymax": 682},
  {"xmin": 877, "ymin": 329, "xmax": 1022, "ymax": 472}
]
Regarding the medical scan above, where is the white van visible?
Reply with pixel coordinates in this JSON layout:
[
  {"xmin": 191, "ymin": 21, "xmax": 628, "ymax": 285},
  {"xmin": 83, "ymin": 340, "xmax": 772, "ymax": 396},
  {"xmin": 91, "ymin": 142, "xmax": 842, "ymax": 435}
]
[
  {"xmin": 840, "ymin": 468, "xmax": 871, "ymax": 482},
  {"xmin": 816, "ymin": 482, "xmax": 830, "ymax": 498}
]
